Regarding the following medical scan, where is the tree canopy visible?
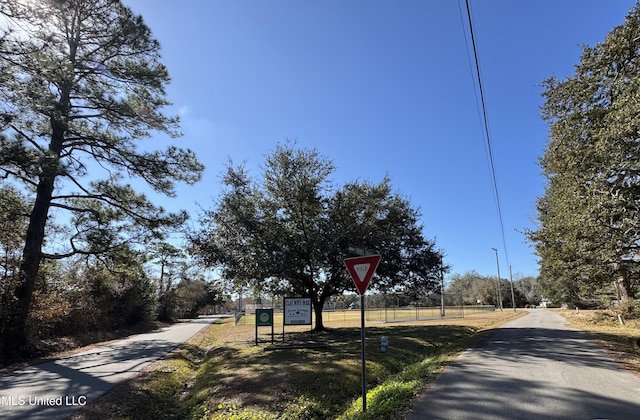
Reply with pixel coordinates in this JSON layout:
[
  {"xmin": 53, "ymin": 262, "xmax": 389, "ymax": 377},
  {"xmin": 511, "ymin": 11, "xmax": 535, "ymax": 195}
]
[
  {"xmin": 190, "ymin": 142, "xmax": 444, "ymax": 330},
  {"xmin": 0, "ymin": 0, "xmax": 203, "ymax": 355},
  {"xmin": 529, "ymin": 5, "xmax": 640, "ymax": 306},
  {"xmin": 446, "ymin": 271, "xmax": 533, "ymax": 308}
]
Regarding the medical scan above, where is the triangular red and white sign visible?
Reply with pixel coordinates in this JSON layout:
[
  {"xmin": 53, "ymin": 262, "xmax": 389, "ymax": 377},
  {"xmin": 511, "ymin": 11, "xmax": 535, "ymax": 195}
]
[{"xmin": 344, "ymin": 255, "xmax": 381, "ymax": 295}]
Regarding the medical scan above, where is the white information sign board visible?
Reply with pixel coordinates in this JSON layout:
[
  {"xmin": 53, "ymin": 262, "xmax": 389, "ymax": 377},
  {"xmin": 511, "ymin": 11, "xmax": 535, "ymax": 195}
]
[{"xmin": 284, "ymin": 297, "xmax": 312, "ymax": 325}]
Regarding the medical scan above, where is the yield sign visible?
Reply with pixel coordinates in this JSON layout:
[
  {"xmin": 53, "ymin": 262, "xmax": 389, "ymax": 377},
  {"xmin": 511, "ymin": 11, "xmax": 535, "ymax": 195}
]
[{"xmin": 344, "ymin": 254, "xmax": 381, "ymax": 295}]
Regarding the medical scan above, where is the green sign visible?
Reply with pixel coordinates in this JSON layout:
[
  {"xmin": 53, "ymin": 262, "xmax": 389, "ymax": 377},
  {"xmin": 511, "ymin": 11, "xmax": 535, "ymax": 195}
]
[
  {"xmin": 256, "ymin": 308, "xmax": 273, "ymax": 327},
  {"xmin": 255, "ymin": 308, "xmax": 275, "ymax": 345}
]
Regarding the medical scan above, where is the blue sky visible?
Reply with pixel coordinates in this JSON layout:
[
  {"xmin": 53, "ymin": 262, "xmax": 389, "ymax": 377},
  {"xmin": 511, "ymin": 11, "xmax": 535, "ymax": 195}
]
[{"xmin": 122, "ymin": 0, "xmax": 635, "ymax": 280}]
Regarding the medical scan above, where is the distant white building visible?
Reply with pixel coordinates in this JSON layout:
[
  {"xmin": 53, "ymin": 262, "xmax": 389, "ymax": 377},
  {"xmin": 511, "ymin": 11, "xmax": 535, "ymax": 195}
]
[{"xmin": 539, "ymin": 299, "xmax": 551, "ymax": 308}]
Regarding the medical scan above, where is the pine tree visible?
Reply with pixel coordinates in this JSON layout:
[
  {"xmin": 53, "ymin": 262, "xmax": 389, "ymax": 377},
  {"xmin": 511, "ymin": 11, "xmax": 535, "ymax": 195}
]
[{"xmin": 0, "ymin": 0, "xmax": 203, "ymax": 356}]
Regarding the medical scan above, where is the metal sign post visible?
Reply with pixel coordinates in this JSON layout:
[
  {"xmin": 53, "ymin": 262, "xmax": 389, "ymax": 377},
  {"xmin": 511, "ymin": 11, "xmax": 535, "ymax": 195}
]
[
  {"xmin": 344, "ymin": 254, "xmax": 381, "ymax": 412},
  {"xmin": 359, "ymin": 293, "xmax": 367, "ymax": 410}
]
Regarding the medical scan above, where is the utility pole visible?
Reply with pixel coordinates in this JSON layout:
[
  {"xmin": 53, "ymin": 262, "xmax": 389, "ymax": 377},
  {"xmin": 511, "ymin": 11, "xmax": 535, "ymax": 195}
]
[
  {"xmin": 509, "ymin": 265, "xmax": 517, "ymax": 312},
  {"xmin": 440, "ymin": 256, "xmax": 445, "ymax": 318},
  {"xmin": 491, "ymin": 248, "xmax": 503, "ymax": 311}
]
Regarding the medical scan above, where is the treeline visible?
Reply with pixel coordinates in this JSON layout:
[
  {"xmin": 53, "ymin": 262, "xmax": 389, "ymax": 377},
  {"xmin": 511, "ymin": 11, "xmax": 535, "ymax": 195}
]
[
  {"xmin": 527, "ymin": 4, "xmax": 640, "ymax": 311},
  {"xmin": 217, "ymin": 272, "xmax": 541, "ymax": 312},
  {"xmin": 446, "ymin": 271, "xmax": 539, "ymax": 309},
  {"xmin": 0, "ymin": 195, "xmax": 226, "ymax": 357}
]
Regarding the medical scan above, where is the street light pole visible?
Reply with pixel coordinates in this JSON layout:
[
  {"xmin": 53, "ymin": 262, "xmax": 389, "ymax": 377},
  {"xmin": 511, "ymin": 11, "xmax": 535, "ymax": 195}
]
[{"xmin": 491, "ymin": 248, "xmax": 503, "ymax": 311}]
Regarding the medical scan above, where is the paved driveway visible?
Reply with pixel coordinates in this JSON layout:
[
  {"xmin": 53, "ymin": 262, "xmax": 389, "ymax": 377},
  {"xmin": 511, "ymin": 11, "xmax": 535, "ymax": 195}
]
[
  {"xmin": 0, "ymin": 316, "xmax": 222, "ymax": 420},
  {"xmin": 406, "ymin": 310, "xmax": 640, "ymax": 419}
]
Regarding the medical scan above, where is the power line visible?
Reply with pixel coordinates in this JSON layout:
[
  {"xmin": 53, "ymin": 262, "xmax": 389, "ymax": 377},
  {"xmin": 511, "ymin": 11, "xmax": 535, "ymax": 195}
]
[{"xmin": 461, "ymin": 0, "xmax": 510, "ymax": 267}]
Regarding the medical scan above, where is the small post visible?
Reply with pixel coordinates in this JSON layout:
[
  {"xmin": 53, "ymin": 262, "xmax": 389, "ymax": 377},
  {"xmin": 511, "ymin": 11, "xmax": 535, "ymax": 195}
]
[{"xmin": 380, "ymin": 336, "xmax": 388, "ymax": 352}]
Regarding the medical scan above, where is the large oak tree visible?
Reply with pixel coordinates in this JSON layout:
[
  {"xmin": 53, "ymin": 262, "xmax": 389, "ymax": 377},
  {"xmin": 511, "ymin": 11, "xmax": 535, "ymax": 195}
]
[
  {"xmin": 0, "ymin": 0, "xmax": 203, "ymax": 355},
  {"xmin": 530, "ymin": 5, "xmax": 640, "ymax": 306},
  {"xmin": 190, "ymin": 142, "xmax": 443, "ymax": 330}
]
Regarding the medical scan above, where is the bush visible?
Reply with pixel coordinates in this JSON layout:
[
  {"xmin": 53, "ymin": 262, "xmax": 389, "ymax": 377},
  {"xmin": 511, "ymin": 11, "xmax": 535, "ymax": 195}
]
[{"xmin": 614, "ymin": 299, "xmax": 640, "ymax": 320}]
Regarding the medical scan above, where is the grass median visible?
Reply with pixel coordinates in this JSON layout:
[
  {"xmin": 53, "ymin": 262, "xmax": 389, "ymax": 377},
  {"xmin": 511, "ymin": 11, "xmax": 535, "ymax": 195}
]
[{"xmin": 70, "ymin": 309, "xmax": 525, "ymax": 420}]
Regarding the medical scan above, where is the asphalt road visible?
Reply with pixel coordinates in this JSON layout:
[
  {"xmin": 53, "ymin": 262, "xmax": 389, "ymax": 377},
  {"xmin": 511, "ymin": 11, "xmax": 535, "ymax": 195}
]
[
  {"xmin": 406, "ymin": 309, "xmax": 640, "ymax": 419},
  {"xmin": 0, "ymin": 316, "xmax": 222, "ymax": 420}
]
